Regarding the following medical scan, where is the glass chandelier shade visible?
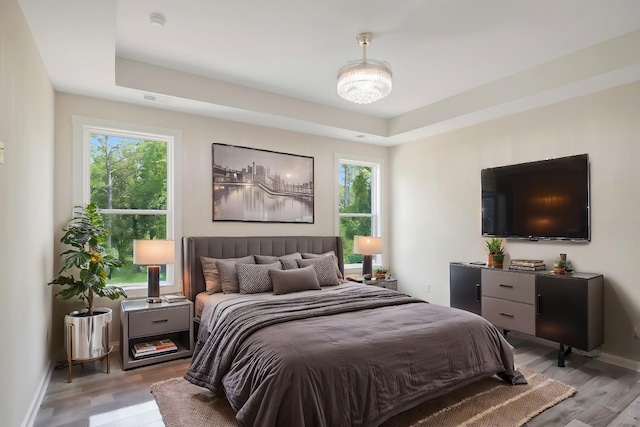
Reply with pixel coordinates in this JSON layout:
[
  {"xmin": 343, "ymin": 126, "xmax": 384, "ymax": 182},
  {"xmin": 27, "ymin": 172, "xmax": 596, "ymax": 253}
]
[{"xmin": 337, "ymin": 33, "xmax": 393, "ymax": 105}]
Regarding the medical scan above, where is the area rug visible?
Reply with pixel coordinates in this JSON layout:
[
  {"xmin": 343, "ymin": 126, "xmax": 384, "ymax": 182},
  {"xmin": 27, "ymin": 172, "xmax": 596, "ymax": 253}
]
[{"xmin": 150, "ymin": 367, "xmax": 575, "ymax": 427}]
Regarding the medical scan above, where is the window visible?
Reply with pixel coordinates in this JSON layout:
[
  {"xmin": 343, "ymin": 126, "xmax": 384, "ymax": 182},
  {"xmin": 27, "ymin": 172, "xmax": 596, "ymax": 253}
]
[
  {"xmin": 72, "ymin": 116, "xmax": 182, "ymax": 288},
  {"xmin": 337, "ymin": 158, "xmax": 380, "ymax": 267}
]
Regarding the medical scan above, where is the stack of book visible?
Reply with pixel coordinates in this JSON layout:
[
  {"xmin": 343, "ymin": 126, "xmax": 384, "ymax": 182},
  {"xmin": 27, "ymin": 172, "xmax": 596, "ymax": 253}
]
[
  {"xmin": 161, "ymin": 294, "xmax": 187, "ymax": 303},
  {"xmin": 509, "ymin": 259, "xmax": 546, "ymax": 271},
  {"xmin": 131, "ymin": 339, "xmax": 178, "ymax": 359}
]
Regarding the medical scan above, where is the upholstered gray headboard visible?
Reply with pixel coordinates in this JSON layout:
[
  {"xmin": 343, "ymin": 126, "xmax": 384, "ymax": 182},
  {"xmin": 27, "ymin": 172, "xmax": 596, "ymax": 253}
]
[{"xmin": 182, "ymin": 236, "xmax": 344, "ymax": 302}]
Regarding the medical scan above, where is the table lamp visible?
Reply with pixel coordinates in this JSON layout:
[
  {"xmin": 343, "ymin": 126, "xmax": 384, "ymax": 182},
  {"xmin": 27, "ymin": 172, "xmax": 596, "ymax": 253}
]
[
  {"xmin": 134, "ymin": 240, "xmax": 175, "ymax": 303},
  {"xmin": 353, "ymin": 236, "xmax": 382, "ymax": 280}
]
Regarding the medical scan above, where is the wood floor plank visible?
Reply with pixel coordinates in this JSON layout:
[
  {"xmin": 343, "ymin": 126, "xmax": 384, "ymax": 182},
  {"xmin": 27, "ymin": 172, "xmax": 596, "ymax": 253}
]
[
  {"xmin": 34, "ymin": 339, "xmax": 639, "ymax": 427},
  {"xmin": 607, "ymin": 393, "xmax": 640, "ymax": 427}
]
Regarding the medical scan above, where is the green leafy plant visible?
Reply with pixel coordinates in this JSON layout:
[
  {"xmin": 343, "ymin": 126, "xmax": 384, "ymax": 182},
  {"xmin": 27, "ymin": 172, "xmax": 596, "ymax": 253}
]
[
  {"xmin": 553, "ymin": 259, "xmax": 569, "ymax": 269},
  {"xmin": 374, "ymin": 267, "xmax": 388, "ymax": 274},
  {"xmin": 48, "ymin": 204, "xmax": 127, "ymax": 315},
  {"xmin": 485, "ymin": 237, "xmax": 504, "ymax": 255}
]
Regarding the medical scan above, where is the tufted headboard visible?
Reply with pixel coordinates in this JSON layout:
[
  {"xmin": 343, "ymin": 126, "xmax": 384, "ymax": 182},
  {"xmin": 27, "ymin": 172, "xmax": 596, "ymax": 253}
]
[{"xmin": 182, "ymin": 236, "xmax": 344, "ymax": 302}]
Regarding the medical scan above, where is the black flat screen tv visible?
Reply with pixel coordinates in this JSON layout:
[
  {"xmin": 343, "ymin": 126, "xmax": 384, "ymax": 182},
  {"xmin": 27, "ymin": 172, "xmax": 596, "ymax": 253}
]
[{"xmin": 481, "ymin": 154, "xmax": 590, "ymax": 241}]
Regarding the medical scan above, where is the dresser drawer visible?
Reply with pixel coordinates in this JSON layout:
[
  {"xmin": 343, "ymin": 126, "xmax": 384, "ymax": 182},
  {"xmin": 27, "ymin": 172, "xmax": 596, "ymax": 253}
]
[
  {"xmin": 482, "ymin": 269, "xmax": 535, "ymax": 304},
  {"xmin": 482, "ymin": 297, "xmax": 535, "ymax": 335},
  {"xmin": 129, "ymin": 305, "xmax": 190, "ymax": 339}
]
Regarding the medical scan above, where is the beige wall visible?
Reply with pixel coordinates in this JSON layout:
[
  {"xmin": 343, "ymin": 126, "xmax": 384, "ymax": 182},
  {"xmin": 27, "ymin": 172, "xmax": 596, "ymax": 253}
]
[
  {"xmin": 53, "ymin": 93, "xmax": 390, "ymax": 359},
  {"xmin": 0, "ymin": 0, "xmax": 56, "ymax": 426},
  {"xmin": 390, "ymin": 81, "xmax": 640, "ymax": 365}
]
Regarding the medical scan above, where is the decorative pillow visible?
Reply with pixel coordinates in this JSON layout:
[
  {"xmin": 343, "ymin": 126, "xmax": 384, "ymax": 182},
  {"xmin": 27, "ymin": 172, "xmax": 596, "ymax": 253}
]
[
  {"xmin": 201, "ymin": 255, "xmax": 255, "ymax": 293},
  {"xmin": 270, "ymin": 265, "xmax": 321, "ymax": 295},
  {"xmin": 279, "ymin": 259, "xmax": 299, "ymax": 270},
  {"xmin": 214, "ymin": 256, "xmax": 257, "ymax": 294},
  {"xmin": 296, "ymin": 256, "xmax": 341, "ymax": 287},
  {"xmin": 301, "ymin": 251, "xmax": 343, "ymax": 279},
  {"xmin": 237, "ymin": 262, "xmax": 282, "ymax": 294},
  {"xmin": 255, "ymin": 252, "xmax": 302, "ymax": 264}
]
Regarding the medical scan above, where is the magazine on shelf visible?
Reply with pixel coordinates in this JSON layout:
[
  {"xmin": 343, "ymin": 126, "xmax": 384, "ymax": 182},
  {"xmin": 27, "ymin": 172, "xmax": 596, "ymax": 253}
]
[
  {"xmin": 132, "ymin": 347, "xmax": 178, "ymax": 359},
  {"xmin": 133, "ymin": 339, "xmax": 177, "ymax": 355}
]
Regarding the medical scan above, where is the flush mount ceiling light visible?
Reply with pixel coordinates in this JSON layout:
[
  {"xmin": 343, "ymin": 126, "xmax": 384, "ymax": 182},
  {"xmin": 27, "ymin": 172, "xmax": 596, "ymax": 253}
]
[
  {"xmin": 337, "ymin": 32, "xmax": 392, "ymax": 105},
  {"xmin": 149, "ymin": 13, "xmax": 166, "ymax": 28}
]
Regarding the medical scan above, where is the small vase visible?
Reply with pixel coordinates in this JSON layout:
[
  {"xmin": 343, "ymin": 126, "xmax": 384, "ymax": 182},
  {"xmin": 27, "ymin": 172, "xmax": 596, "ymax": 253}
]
[
  {"xmin": 487, "ymin": 253, "xmax": 494, "ymax": 267},
  {"xmin": 492, "ymin": 254, "xmax": 505, "ymax": 268},
  {"xmin": 553, "ymin": 267, "xmax": 566, "ymax": 275}
]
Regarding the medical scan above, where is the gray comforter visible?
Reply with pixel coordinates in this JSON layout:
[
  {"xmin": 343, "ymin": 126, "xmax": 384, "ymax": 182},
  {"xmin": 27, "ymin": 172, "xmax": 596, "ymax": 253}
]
[{"xmin": 185, "ymin": 284, "xmax": 525, "ymax": 427}]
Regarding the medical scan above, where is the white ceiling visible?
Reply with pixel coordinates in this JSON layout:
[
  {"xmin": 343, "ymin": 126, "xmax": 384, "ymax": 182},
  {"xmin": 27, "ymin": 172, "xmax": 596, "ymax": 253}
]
[{"xmin": 19, "ymin": 0, "xmax": 640, "ymax": 146}]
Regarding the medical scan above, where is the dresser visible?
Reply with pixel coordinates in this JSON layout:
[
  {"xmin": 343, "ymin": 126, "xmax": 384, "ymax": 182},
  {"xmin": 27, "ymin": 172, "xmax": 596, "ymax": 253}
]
[{"xmin": 449, "ymin": 262, "xmax": 604, "ymax": 366}]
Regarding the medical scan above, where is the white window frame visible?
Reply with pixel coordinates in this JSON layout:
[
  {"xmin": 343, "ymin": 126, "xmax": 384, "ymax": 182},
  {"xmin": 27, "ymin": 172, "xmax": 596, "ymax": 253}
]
[
  {"xmin": 335, "ymin": 154, "xmax": 382, "ymax": 271},
  {"xmin": 72, "ymin": 116, "xmax": 183, "ymax": 293}
]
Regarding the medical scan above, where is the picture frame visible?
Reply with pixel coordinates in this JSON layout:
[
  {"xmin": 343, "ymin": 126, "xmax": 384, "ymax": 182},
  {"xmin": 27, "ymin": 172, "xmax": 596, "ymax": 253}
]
[{"xmin": 212, "ymin": 143, "xmax": 314, "ymax": 223}]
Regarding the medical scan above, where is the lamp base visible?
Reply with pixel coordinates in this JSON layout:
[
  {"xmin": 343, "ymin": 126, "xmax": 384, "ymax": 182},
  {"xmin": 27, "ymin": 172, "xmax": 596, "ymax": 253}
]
[
  {"xmin": 147, "ymin": 265, "xmax": 161, "ymax": 303},
  {"xmin": 362, "ymin": 254, "xmax": 373, "ymax": 280}
]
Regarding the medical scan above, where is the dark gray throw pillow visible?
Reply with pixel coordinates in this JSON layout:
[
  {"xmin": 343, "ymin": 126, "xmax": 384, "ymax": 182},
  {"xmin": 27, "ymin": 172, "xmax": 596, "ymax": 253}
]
[
  {"xmin": 296, "ymin": 256, "xmax": 341, "ymax": 287},
  {"xmin": 216, "ymin": 256, "xmax": 257, "ymax": 294},
  {"xmin": 203, "ymin": 255, "xmax": 255, "ymax": 293},
  {"xmin": 255, "ymin": 253, "xmax": 301, "ymax": 270},
  {"xmin": 255, "ymin": 252, "xmax": 302, "ymax": 264},
  {"xmin": 270, "ymin": 265, "xmax": 321, "ymax": 295},
  {"xmin": 301, "ymin": 251, "xmax": 343, "ymax": 279},
  {"xmin": 237, "ymin": 261, "xmax": 282, "ymax": 294}
]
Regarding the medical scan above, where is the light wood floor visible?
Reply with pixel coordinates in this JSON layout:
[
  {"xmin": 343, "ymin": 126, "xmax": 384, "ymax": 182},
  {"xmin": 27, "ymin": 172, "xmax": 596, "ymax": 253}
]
[{"xmin": 34, "ymin": 335, "xmax": 640, "ymax": 427}]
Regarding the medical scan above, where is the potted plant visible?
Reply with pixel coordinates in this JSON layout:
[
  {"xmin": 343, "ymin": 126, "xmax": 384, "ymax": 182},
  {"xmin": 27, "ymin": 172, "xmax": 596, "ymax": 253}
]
[
  {"xmin": 373, "ymin": 267, "xmax": 388, "ymax": 280},
  {"xmin": 485, "ymin": 237, "xmax": 505, "ymax": 268},
  {"xmin": 49, "ymin": 204, "xmax": 127, "ymax": 379},
  {"xmin": 553, "ymin": 259, "xmax": 569, "ymax": 275}
]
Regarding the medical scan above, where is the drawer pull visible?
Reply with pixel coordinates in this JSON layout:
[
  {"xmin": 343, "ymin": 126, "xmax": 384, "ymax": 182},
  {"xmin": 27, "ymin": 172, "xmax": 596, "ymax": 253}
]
[
  {"xmin": 476, "ymin": 283, "xmax": 481, "ymax": 301},
  {"xmin": 537, "ymin": 294, "xmax": 542, "ymax": 315},
  {"xmin": 499, "ymin": 284, "xmax": 513, "ymax": 288},
  {"xmin": 152, "ymin": 319, "xmax": 169, "ymax": 324},
  {"xmin": 499, "ymin": 313, "xmax": 514, "ymax": 318}
]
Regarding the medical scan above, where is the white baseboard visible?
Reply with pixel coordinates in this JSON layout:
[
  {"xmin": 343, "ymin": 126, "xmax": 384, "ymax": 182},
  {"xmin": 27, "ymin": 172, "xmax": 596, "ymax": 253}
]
[
  {"xmin": 508, "ymin": 331, "xmax": 640, "ymax": 372},
  {"xmin": 21, "ymin": 359, "xmax": 55, "ymax": 427},
  {"xmin": 599, "ymin": 352, "xmax": 640, "ymax": 372}
]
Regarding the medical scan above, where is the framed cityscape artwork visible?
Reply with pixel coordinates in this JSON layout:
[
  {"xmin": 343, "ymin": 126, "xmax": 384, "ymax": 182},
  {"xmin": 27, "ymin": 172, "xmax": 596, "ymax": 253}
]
[{"xmin": 211, "ymin": 143, "xmax": 314, "ymax": 223}]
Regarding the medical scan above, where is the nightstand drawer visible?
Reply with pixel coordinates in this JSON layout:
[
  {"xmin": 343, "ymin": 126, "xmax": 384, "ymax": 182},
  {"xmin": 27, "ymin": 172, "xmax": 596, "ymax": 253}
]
[
  {"xmin": 129, "ymin": 305, "xmax": 190, "ymax": 338},
  {"xmin": 482, "ymin": 297, "xmax": 535, "ymax": 335},
  {"xmin": 482, "ymin": 269, "xmax": 535, "ymax": 304}
]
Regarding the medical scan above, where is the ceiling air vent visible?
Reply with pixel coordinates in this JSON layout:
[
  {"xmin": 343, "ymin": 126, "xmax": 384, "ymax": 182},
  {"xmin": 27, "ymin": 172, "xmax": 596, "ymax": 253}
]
[{"xmin": 143, "ymin": 93, "xmax": 172, "ymax": 104}]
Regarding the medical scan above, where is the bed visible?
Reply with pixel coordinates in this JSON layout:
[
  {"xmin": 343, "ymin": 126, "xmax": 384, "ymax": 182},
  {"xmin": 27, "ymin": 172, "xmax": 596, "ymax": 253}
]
[{"xmin": 182, "ymin": 236, "xmax": 525, "ymax": 427}]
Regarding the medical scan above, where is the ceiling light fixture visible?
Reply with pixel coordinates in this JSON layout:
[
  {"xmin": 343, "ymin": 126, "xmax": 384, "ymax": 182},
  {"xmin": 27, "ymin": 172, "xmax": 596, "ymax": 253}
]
[
  {"xmin": 149, "ymin": 13, "xmax": 166, "ymax": 28},
  {"xmin": 337, "ymin": 33, "xmax": 392, "ymax": 105}
]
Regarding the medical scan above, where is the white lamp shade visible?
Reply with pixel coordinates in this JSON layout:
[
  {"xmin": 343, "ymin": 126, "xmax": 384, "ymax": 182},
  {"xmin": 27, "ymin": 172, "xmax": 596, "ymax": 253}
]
[
  {"xmin": 353, "ymin": 236, "xmax": 382, "ymax": 255},
  {"xmin": 133, "ymin": 240, "xmax": 175, "ymax": 265}
]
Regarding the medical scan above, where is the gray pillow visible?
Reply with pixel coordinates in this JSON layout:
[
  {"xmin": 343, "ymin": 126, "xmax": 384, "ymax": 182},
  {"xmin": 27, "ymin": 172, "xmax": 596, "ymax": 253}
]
[
  {"xmin": 215, "ymin": 256, "xmax": 257, "ymax": 294},
  {"xmin": 237, "ymin": 261, "xmax": 283, "ymax": 294},
  {"xmin": 301, "ymin": 251, "xmax": 343, "ymax": 279},
  {"xmin": 255, "ymin": 252, "xmax": 302, "ymax": 264},
  {"xmin": 201, "ymin": 255, "xmax": 255, "ymax": 293},
  {"xmin": 296, "ymin": 256, "xmax": 341, "ymax": 287},
  {"xmin": 270, "ymin": 265, "xmax": 321, "ymax": 295}
]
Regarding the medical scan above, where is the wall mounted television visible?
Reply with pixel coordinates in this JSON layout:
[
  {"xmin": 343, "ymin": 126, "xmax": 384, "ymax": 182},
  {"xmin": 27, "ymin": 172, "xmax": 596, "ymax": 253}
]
[{"xmin": 481, "ymin": 154, "xmax": 590, "ymax": 241}]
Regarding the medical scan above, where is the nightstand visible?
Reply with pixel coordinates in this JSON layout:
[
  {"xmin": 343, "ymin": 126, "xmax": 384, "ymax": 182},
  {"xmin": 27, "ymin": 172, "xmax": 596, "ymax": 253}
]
[
  {"xmin": 120, "ymin": 299, "xmax": 194, "ymax": 370},
  {"xmin": 365, "ymin": 278, "xmax": 398, "ymax": 291}
]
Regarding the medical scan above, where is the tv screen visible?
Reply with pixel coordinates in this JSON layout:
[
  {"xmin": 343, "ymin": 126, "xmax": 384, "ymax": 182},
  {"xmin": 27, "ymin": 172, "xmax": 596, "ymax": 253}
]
[{"xmin": 481, "ymin": 154, "xmax": 590, "ymax": 241}]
